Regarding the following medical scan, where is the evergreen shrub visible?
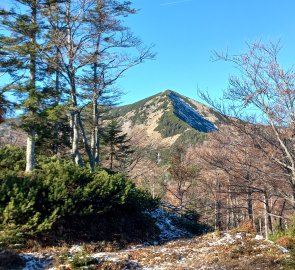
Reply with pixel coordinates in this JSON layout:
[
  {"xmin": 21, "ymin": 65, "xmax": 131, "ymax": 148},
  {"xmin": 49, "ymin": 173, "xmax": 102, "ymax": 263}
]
[{"xmin": 0, "ymin": 147, "xmax": 159, "ymax": 245}]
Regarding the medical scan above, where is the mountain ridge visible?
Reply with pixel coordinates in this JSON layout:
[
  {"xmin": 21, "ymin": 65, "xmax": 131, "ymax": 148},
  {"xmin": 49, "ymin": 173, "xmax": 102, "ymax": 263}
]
[
  {"xmin": 0, "ymin": 90, "xmax": 221, "ymax": 149},
  {"xmin": 110, "ymin": 89, "xmax": 220, "ymax": 148}
]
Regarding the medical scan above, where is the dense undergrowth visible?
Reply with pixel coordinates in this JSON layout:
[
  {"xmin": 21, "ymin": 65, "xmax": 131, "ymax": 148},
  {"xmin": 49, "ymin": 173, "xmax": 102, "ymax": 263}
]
[{"xmin": 0, "ymin": 146, "xmax": 159, "ymax": 247}]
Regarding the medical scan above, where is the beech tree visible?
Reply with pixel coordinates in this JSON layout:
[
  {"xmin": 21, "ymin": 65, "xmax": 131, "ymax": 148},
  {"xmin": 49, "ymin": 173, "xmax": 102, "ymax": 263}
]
[
  {"xmin": 196, "ymin": 126, "xmax": 286, "ymax": 235},
  {"xmin": 200, "ymin": 41, "xmax": 295, "ymax": 210},
  {"xmin": 44, "ymin": 0, "xmax": 154, "ymax": 171},
  {"xmin": 164, "ymin": 146, "xmax": 200, "ymax": 212}
]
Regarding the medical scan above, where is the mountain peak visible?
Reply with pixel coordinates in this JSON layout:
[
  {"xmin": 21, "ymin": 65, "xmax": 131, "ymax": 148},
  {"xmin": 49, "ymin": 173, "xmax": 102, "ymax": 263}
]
[{"xmin": 111, "ymin": 90, "xmax": 220, "ymax": 147}]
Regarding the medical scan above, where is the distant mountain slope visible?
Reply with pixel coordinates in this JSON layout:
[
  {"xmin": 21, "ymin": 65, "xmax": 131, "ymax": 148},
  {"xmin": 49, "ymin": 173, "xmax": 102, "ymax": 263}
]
[
  {"xmin": 0, "ymin": 90, "xmax": 222, "ymax": 149},
  {"xmin": 168, "ymin": 91, "xmax": 217, "ymax": 133},
  {"xmin": 110, "ymin": 90, "xmax": 221, "ymax": 147}
]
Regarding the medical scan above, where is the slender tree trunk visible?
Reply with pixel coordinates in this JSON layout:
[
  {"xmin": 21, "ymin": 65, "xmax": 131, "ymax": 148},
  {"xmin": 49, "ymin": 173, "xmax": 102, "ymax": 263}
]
[
  {"xmin": 66, "ymin": 2, "xmax": 83, "ymax": 166},
  {"xmin": 53, "ymin": 50, "xmax": 60, "ymax": 155},
  {"xmin": 71, "ymin": 112, "xmax": 82, "ymax": 166},
  {"xmin": 291, "ymin": 182, "xmax": 295, "ymax": 210},
  {"xmin": 215, "ymin": 176, "xmax": 222, "ymax": 230},
  {"xmin": 263, "ymin": 190, "xmax": 273, "ymax": 239},
  {"xmin": 91, "ymin": 31, "xmax": 102, "ymax": 166},
  {"xmin": 25, "ymin": 130, "xmax": 36, "ymax": 172},
  {"xmin": 226, "ymin": 186, "xmax": 231, "ymax": 230},
  {"xmin": 26, "ymin": 1, "xmax": 37, "ymax": 172},
  {"xmin": 279, "ymin": 199, "xmax": 286, "ymax": 230},
  {"xmin": 247, "ymin": 187, "xmax": 254, "ymax": 221},
  {"xmin": 77, "ymin": 113, "xmax": 94, "ymax": 171},
  {"xmin": 91, "ymin": 89, "xmax": 100, "ymax": 166}
]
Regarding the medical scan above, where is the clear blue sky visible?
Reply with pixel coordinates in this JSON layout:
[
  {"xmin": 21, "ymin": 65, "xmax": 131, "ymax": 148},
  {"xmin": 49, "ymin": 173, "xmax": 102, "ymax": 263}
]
[
  {"xmin": 2, "ymin": 0, "xmax": 295, "ymax": 105},
  {"xmin": 117, "ymin": 0, "xmax": 295, "ymax": 104}
]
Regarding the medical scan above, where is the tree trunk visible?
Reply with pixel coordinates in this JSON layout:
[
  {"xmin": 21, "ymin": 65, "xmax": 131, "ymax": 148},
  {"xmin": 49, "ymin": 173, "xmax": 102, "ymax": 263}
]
[
  {"xmin": 71, "ymin": 112, "xmax": 82, "ymax": 166},
  {"xmin": 279, "ymin": 199, "xmax": 286, "ymax": 230},
  {"xmin": 215, "ymin": 176, "xmax": 222, "ymax": 230},
  {"xmin": 25, "ymin": 1, "xmax": 37, "ymax": 172},
  {"xmin": 77, "ymin": 113, "xmax": 94, "ymax": 171},
  {"xmin": 91, "ymin": 90, "xmax": 100, "ymax": 166},
  {"xmin": 263, "ymin": 190, "xmax": 273, "ymax": 239},
  {"xmin": 247, "ymin": 187, "xmax": 254, "ymax": 221},
  {"xmin": 25, "ymin": 130, "xmax": 36, "ymax": 172}
]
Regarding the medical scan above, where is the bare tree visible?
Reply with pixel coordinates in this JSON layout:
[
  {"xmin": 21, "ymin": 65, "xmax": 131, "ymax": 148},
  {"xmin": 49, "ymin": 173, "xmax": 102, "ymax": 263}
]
[
  {"xmin": 43, "ymin": 0, "xmax": 154, "ymax": 170},
  {"xmin": 200, "ymin": 41, "xmax": 295, "ymax": 210}
]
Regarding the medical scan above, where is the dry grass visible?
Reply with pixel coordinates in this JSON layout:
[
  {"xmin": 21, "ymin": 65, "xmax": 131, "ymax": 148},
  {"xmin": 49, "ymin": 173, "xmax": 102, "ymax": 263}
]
[{"xmin": 14, "ymin": 230, "xmax": 290, "ymax": 269}]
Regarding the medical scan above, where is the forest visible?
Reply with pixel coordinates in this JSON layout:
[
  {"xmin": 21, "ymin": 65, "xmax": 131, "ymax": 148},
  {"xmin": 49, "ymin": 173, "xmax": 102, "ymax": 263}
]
[{"xmin": 1, "ymin": 0, "xmax": 295, "ymax": 269}]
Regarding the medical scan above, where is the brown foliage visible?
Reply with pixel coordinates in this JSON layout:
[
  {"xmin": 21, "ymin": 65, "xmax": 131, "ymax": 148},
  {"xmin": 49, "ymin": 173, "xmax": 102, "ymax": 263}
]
[
  {"xmin": 238, "ymin": 220, "xmax": 256, "ymax": 233},
  {"xmin": 275, "ymin": 236, "xmax": 295, "ymax": 249}
]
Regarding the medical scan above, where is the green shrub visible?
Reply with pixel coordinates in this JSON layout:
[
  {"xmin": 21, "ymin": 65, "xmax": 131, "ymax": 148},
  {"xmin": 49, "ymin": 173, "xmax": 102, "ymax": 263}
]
[
  {"xmin": 0, "ymin": 146, "xmax": 25, "ymax": 171},
  {"xmin": 0, "ymin": 158, "xmax": 159, "ymax": 245}
]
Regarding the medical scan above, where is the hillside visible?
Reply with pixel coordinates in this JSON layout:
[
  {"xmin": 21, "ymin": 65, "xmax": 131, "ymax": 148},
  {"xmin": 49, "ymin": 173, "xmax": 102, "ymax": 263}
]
[
  {"xmin": 110, "ymin": 90, "xmax": 222, "ymax": 148},
  {"xmin": 0, "ymin": 90, "xmax": 222, "ymax": 150},
  {"xmin": 0, "ymin": 118, "xmax": 26, "ymax": 147}
]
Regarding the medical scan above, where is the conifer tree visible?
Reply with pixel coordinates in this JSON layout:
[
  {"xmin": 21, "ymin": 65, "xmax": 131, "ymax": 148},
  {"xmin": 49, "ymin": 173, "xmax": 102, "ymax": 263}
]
[
  {"xmin": 44, "ymin": 0, "xmax": 154, "ymax": 170},
  {"xmin": 0, "ymin": 0, "xmax": 48, "ymax": 171},
  {"xmin": 102, "ymin": 119, "xmax": 133, "ymax": 170}
]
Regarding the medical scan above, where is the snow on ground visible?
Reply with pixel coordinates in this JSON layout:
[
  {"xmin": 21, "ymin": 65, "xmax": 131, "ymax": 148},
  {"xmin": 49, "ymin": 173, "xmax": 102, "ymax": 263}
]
[
  {"xmin": 84, "ymin": 231, "xmax": 289, "ymax": 269},
  {"xmin": 169, "ymin": 92, "xmax": 217, "ymax": 133},
  {"xmin": 20, "ymin": 253, "xmax": 52, "ymax": 270},
  {"xmin": 150, "ymin": 208, "xmax": 191, "ymax": 242},
  {"xmin": 34, "ymin": 231, "xmax": 289, "ymax": 270},
  {"xmin": 18, "ymin": 209, "xmax": 289, "ymax": 270}
]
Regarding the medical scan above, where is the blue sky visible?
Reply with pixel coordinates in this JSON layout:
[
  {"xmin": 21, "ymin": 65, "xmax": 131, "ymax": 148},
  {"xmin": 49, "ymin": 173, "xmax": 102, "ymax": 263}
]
[
  {"xmin": 1, "ymin": 0, "xmax": 295, "ymax": 105},
  {"xmin": 117, "ymin": 0, "xmax": 295, "ymax": 104}
]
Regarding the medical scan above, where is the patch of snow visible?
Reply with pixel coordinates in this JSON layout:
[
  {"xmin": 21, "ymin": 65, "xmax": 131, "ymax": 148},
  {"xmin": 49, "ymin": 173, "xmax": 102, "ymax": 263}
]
[
  {"xmin": 266, "ymin": 239, "xmax": 289, "ymax": 253},
  {"xmin": 235, "ymin": 232, "xmax": 244, "ymax": 239},
  {"xmin": 169, "ymin": 92, "xmax": 217, "ymax": 133},
  {"xmin": 208, "ymin": 233, "xmax": 236, "ymax": 246},
  {"xmin": 21, "ymin": 253, "xmax": 52, "ymax": 270},
  {"xmin": 69, "ymin": 244, "xmax": 82, "ymax": 253},
  {"xmin": 150, "ymin": 208, "xmax": 191, "ymax": 242},
  {"xmin": 276, "ymin": 245, "xmax": 289, "ymax": 253},
  {"xmin": 254, "ymin": 235, "xmax": 264, "ymax": 240}
]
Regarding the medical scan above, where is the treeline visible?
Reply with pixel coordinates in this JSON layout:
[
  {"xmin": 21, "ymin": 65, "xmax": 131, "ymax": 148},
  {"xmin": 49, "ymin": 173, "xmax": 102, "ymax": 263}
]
[{"xmin": 0, "ymin": 0, "xmax": 154, "ymax": 171}]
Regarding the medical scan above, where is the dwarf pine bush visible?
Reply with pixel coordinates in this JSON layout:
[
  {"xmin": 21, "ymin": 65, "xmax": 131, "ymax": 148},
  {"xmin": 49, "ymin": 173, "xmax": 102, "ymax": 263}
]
[{"xmin": 0, "ymin": 147, "xmax": 159, "ymax": 245}]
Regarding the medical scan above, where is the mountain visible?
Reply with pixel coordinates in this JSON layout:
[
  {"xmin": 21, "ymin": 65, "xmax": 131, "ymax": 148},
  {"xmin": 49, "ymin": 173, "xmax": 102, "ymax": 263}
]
[
  {"xmin": 110, "ymin": 90, "xmax": 222, "ymax": 148},
  {"xmin": 0, "ymin": 90, "xmax": 222, "ymax": 149}
]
